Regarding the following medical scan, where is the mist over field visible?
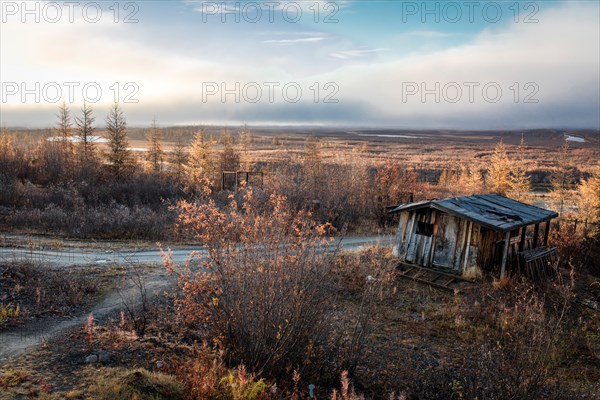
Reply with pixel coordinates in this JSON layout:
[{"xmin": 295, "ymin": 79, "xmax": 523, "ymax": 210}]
[{"xmin": 1, "ymin": 0, "xmax": 599, "ymax": 129}]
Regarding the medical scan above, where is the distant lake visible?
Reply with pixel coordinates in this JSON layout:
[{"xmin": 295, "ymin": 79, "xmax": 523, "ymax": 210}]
[
  {"xmin": 564, "ymin": 134, "xmax": 585, "ymax": 143},
  {"xmin": 348, "ymin": 132, "xmax": 426, "ymax": 139},
  {"xmin": 47, "ymin": 136, "xmax": 109, "ymax": 143}
]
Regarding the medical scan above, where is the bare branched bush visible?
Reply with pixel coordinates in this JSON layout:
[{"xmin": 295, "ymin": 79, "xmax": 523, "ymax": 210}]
[
  {"xmin": 164, "ymin": 187, "xmax": 338, "ymax": 377},
  {"xmin": 550, "ymin": 217, "xmax": 600, "ymax": 274},
  {"xmin": 119, "ymin": 263, "xmax": 150, "ymax": 337},
  {"xmin": 369, "ymin": 163, "xmax": 418, "ymax": 227}
]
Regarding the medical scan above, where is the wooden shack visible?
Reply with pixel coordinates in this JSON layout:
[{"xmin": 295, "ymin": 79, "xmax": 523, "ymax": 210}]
[{"xmin": 390, "ymin": 194, "xmax": 558, "ymax": 278}]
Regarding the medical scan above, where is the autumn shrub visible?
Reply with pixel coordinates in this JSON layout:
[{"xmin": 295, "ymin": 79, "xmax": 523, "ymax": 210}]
[
  {"xmin": 268, "ymin": 161, "xmax": 363, "ymax": 229},
  {"xmin": 582, "ymin": 236, "xmax": 600, "ymax": 277},
  {"xmin": 0, "ymin": 137, "xmax": 183, "ymax": 238},
  {"xmin": 82, "ymin": 173, "xmax": 181, "ymax": 209},
  {"xmin": 0, "ymin": 178, "xmax": 24, "ymax": 208},
  {"xmin": 170, "ymin": 345, "xmax": 229, "ymax": 399},
  {"xmin": 164, "ymin": 187, "xmax": 338, "ymax": 378},
  {"xmin": 549, "ymin": 218, "xmax": 589, "ymax": 270},
  {"xmin": 268, "ymin": 157, "xmax": 430, "ymax": 233},
  {"xmin": 31, "ymin": 140, "xmax": 74, "ymax": 186},
  {"xmin": 169, "ymin": 344, "xmax": 375, "ymax": 400},
  {"xmin": 79, "ymin": 204, "xmax": 175, "ymax": 239},
  {"xmin": 119, "ymin": 264, "xmax": 151, "ymax": 337},
  {"xmin": 4, "ymin": 203, "xmax": 174, "ymax": 239},
  {"xmin": 550, "ymin": 216, "xmax": 600, "ymax": 276},
  {"xmin": 369, "ymin": 162, "xmax": 419, "ymax": 227}
]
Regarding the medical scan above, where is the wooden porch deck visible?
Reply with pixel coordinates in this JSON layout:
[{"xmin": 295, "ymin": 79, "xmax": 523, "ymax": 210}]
[{"xmin": 397, "ymin": 262, "xmax": 475, "ymax": 293}]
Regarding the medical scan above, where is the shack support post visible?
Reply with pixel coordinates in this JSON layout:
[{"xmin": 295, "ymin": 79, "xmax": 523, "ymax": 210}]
[
  {"xmin": 532, "ymin": 223, "xmax": 540, "ymax": 249},
  {"xmin": 500, "ymin": 231, "xmax": 511, "ymax": 279},
  {"xmin": 543, "ymin": 220, "xmax": 551, "ymax": 247}
]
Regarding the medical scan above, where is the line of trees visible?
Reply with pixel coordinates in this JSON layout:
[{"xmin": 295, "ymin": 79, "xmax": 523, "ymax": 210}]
[
  {"xmin": 435, "ymin": 136, "xmax": 598, "ymax": 229},
  {"xmin": 1, "ymin": 103, "xmax": 598, "ymax": 239},
  {"xmin": 49, "ymin": 102, "xmax": 172, "ymax": 183},
  {"xmin": 27, "ymin": 102, "xmax": 246, "ymax": 187}
]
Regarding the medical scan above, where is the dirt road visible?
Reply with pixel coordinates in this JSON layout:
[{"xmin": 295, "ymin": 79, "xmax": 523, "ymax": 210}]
[
  {"xmin": 0, "ymin": 235, "xmax": 394, "ymax": 267},
  {"xmin": 0, "ymin": 235, "xmax": 393, "ymax": 361}
]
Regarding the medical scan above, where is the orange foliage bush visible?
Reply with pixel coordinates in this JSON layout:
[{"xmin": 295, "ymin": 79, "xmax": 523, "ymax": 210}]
[{"xmin": 164, "ymin": 187, "xmax": 338, "ymax": 377}]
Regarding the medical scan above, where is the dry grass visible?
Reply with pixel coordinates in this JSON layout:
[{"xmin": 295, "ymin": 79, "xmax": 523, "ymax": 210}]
[
  {"xmin": 87, "ymin": 368, "xmax": 184, "ymax": 400},
  {"xmin": 1, "ymin": 261, "xmax": 598, "ymax": 399}
]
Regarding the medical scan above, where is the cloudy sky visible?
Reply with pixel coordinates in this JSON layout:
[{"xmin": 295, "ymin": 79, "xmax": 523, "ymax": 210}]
[{"xmin": 1, "ymin": 0, "xmax": 599, "ymax": 129}]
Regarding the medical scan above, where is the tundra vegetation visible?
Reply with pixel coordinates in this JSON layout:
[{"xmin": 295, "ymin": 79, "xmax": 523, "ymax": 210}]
[{"xmin": 0, "ymin": 105, "xmax": 599, "ymax": 399}]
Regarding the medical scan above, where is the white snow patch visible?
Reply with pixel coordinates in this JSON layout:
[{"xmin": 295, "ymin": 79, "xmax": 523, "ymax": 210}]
[
  {"xmin": 47, "ymin": 136, "xmax": 109, "ymax": 143},
  {"xmin": 355, "ymin": 133, "xmax": 426, "ymax": 139},
  {"xmin": 564, "ymin": 134, "xmax": 585, "ymax": 143}
]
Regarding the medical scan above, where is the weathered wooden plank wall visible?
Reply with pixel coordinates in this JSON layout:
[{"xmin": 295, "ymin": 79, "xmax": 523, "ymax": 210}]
[{"xmin": 394, "ymin": 208, "xmax": 538, "ymax": 276}]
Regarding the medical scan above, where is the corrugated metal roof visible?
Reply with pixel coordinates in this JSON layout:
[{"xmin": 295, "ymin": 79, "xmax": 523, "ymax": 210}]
[{"xmin": 389, "ymin": 194, "xmax": 558, "ymax": 233}]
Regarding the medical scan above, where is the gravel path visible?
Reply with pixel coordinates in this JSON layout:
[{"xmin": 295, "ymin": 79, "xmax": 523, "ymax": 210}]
[
  {"xmin": 0, "ymin": 235, "xmax": 393, "ymax": 362},
  {"xmin": 0, "ymin": 235, "xmax": 394, "ymax": 267}
]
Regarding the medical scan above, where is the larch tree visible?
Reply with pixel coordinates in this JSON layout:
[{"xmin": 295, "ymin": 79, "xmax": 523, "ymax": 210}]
[
  {"xmin": 238, "ymin": 125, "xmax": 254, "ymax": 171},
  {"xmin": 75, "ymin": 101, "xmax": 95, "ymax": 158},
  {"xmin": 219, "ymin": 131, "xmax": 241, "ymax": 173},
  {"xmin": 438, "ymin": 163, "xmax": 464, "ymax": 195},
  {"xmin": 550, "ymin": 140, "xmax": 573, "ymax": 216},
  {"xmin": 74, "ymin": 101, "xmax": 97, "ymax": 179},
  {"xmin": 146, "ymin": 118, "xmax": 164, "ymax": 174},
  {"xmin": 507, "ymin": 135, "xmax": 532, "ymax": 202},
  {"xmin": 458, "ymin": 164, "xmax": 484, "ymax": 195},
  {"xmin": 487, "ymin": 140, "xmax": 511, "ymax": 195},
  {"xmin": 56, "ymin": 101, "xmax": 73, "ymax": 143},
  {"xmin": 54, "ymin": 102, "xmax": 75, "ymax": 179},
  {"xmin": 105, "ymin": 102, "xmax": 133, "ymax": 180},
  {"xmin": 170, "ymin": 133, "xmax": 188, "ymax": 183},
  {"xmin": 187, "ymin": 129, "xmax": 217, "ymax": 186},
  {"xmin": 575, "ymin": 162, "xmax": 600, "ymax": 228}
]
